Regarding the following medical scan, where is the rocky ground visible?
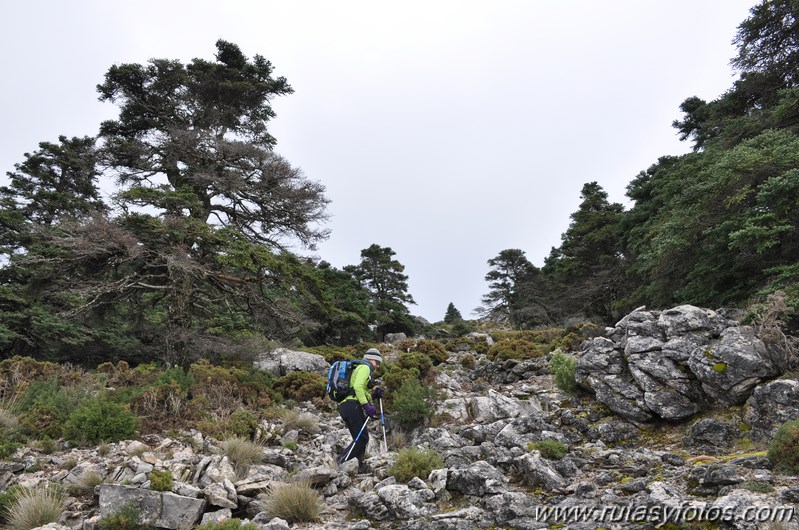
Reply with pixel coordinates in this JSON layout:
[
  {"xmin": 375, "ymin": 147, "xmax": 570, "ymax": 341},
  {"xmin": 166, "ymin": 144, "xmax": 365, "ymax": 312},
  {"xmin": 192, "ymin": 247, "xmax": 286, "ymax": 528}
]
[{"xmin": 4, "ymin": 305, "xmax": 799, "ymax": 530}]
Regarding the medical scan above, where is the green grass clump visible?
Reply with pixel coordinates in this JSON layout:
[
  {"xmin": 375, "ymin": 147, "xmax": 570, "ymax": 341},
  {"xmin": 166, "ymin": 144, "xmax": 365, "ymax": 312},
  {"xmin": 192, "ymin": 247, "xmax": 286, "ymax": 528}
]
[
  {"xmin": 3, "ymin": 485, "xmax": 65, "ymax": 530},
  {"xmin": 767, "ymin": 419, "xmax": 799, "ymax": 473},
  {"xmin": 98, "ymin": 504, "xmax": 153, "ymax": 530},
  {"xmin": 263, "ymin": 480, "xmax": 321, "ymax": 523},
  {"xmin": 530, "ymin": 439, "xmax": 568, "ymax": 460},
  {"xmin": 148, "ymin": 469, "xmax": 173, "ymax": 492},
  {"xmin": 387, "ymin": 447, "xmax": 444, "ymax": 482}
]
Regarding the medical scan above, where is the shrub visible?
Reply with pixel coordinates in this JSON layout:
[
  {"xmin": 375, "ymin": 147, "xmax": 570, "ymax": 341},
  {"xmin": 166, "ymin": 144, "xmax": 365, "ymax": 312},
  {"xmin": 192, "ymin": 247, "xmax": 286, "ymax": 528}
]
[
  {"xmin": 397, "ymin": 352, "xmax": 433, "ymax": 378},
  {"xmin": 768, "ymin": 419, "xmax": 799, "ymax": 473},
  {"xmin": 63, "ymin": 396, "xmax": 139, "ymax": 445},
  {"xmin": 487, "ymin": 339, "xmax": 543, "ymax": 361},
  {"xmin": 740, "ymin": 480, "xmax": 774, "ymax": 493},
  {"xmin": 4, "ymin": 485, "xmax": 65, "ymax": 530},
  {"xmin": 461, "ymin": 354, "xmax": 476, "ymax": 370},
  {"xmin": 381, "ymin": 363, "xmax": 419, "ymax": 395},
  {"xmin": 549, "ymin": 349, "xmax": 578, "ymax": 394},
  {"xmin": 148, "ymin": 469, "xmax": 173, "ymax": 492},
  {"xmin": 414, "ymin": 340, "xmax": 448, "ymax": 364},
  {"xmin": 391, "ymin": 378, "xmax": 435, "ymax": 431},
  {"xmin": 17, "ymin": 379, "xmax": 83, "ymax": 439},
  {"xmin": 223, "ymin": 436, "xmax": 263, "ymax": 477},
  {"xmin": 224, "ymin": 410, "xmax": 258, "ymax": 439},
  {"xmin": 387, "ymin": 447, "xmax": 444, "ymax": 482},
  {"xmin": 474, "ymin": 341, "xmax": 490, "ymax": 355},
  {"xmin": 195, "ymin": 520, "xmax": 260, "ymax": 530},
  {"xmin": 98, "ymin": 504, "xmax": 152, "ymax": 530},
  {"xmin": 264, "ymin": 480, "xmax": 321, "ymax": 523},
  {"xmin": 155, "ymin": 367, "xmax": 194, "ymax": 395},
  {"xmin": 531, "ymin": 439, "xmax": 568, "ymax": 460},
  {"xmin": 274, "ymin": 371, "xmax": 326, "ymax": 402}
]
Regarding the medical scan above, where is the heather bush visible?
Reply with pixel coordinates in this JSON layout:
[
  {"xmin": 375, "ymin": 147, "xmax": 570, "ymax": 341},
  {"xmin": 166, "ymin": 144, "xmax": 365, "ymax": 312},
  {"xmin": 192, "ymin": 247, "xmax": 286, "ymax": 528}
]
[
  {"xmin": 391, "ymin": 378, "xmax": 435, "ymax": 431},
  {"xmin": 17, "ymin": 379, "xmax": 85, "ymax": 439},
  {"xmin": 487, "ymin": 339, "xmax": 543, "ymax": 361},
  {"xmin": 768, "ymin": 419, "xmax": 799, "ymax": 473},
  {"xmin": 549, "ymin": 349, "xmax": 578, "ymax": 394},
  {"xmin": 414, "ymin": 339, "xmax": 448, "ymax": 364},
  {"xmin": 274, "ymin": 371, "xmax": 326, "ymax": 402},
  {"xmin": 397, "ymin": 351, "xmax": 433, "ymax": 378},
  {"xmin": 63, "ymin": 396, "xmax": 139, "ymax": 445},
  {"xmin": 224, "ymin": 410, "xmax": 259, "ymax": 439},
  {"xmin": 155, "ymin": 367, "xmax": 194, "ymax": 395},
  {"xmin": 531, "ymin": 439, "xmax": 568, "ymax": 460},
  {"xmin": 387, "ymin": 447, "xmax": 444, "ymax": 482},
  {"xmin": 148, "ymin": 470, "xmax": 173, "ymax": 492}
]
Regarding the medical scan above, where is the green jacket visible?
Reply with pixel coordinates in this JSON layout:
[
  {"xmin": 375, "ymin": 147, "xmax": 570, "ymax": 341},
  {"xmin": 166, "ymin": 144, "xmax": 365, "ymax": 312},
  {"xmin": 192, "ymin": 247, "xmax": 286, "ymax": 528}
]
[{"xmin": 343, "ymin": 363, "xmax": 373, "ymax": 405}]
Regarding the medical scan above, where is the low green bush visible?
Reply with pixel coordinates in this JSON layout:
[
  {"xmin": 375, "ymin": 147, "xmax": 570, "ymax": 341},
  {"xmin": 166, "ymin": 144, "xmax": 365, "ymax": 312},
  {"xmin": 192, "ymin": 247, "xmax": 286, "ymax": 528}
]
[
  {"xmin": 530, "ymin": 439, "xmax": 568, "ymax": 460},
  {"xmin": 148, "ymin": 470, "xmax": 173, "ymax": 492},
  {"xmin": 460, "ymin": 354, "xmax": 476, "ymax": 370},
  {"xmin": 397, "ymin": 352, "xmax": 433, "ymax": 378},
  {"xmin": 414, "ymin": 340, "xmax": 448, "ymax": 364},
  {"xmin": 224, "ymin": 410, "xmax": 258, "ymax": 439},
  {"xmin": 63, "ymin": 396, "xmax": 139, "ymax": 446},
  {"xmin": 549, "ymin": 349, "xmax": 577, "ymax": 394},
  {"xmin": 17, "ymin": 379, "xmax": 83, "ymax": 440},
  {"xmin": 387, "ymin": 447, "xmax": 444, "ymax": 482},
  {"xmin": 768, "ymin": 419, "xmax": 799, "ymax": 473},
  {"xmin": 273, "ymin": 371, "xmax": 326, "ymax": 403},
  {"xmin": 487, "ymin": 339, "xmax": 543, "ymax": 361},
  {"xmin": 391, "ymin": 378, "xmax": 435, "ymax": 431},
  {"xmin": 98, "ymin": 504, "xmax": 152, "ymax": 530},
  {"xmin": 155, "ymin": 367, "xmax": 194, "ymax": 395}
]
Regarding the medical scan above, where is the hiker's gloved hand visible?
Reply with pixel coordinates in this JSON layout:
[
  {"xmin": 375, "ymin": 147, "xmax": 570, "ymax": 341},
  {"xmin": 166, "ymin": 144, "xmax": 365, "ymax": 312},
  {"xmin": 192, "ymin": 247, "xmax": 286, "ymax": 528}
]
[
  {"xmin": 371, "ymin": 387, "xmax": 384, "ymax": 400},
  {"xmin": 362, "ymin": 403, "xmax": 377, "ymax": 418}
]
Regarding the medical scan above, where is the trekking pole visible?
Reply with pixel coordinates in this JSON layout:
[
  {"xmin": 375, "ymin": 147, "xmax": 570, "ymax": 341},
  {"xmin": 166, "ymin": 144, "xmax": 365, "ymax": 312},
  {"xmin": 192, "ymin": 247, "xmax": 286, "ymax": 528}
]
[
  {"xmin": 379, "ymin": 397, "xmax": 388, "ymax": 453},
  {"xmin": 340, "ymin": 416, "xmax": 370, "ymax": 464}
]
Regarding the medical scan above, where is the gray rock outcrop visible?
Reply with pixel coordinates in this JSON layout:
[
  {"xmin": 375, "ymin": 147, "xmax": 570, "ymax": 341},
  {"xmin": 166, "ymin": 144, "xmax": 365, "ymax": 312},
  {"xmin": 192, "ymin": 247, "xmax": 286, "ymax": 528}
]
[
  {"xmin": 253, "ymin": 347, "xmax": 329, "ymax": 376},
  {"xmin": 577, "ymin": 305, "xmax": 780, "ymax": 422}
]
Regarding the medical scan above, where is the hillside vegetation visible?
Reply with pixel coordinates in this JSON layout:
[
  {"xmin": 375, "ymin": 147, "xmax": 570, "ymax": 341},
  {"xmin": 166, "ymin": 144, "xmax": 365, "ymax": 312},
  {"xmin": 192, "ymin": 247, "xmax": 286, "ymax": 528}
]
[{"xmin": 1, "ymin": 1, "xmax": 799, "ymax": 369}]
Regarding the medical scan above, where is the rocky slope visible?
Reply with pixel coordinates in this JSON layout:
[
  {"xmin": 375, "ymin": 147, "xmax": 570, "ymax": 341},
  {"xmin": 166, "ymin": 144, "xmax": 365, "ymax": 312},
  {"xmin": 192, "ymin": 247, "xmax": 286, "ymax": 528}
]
[{"xmin": 4, "ymin": 305, "xmax": 799, "ymax": 530}]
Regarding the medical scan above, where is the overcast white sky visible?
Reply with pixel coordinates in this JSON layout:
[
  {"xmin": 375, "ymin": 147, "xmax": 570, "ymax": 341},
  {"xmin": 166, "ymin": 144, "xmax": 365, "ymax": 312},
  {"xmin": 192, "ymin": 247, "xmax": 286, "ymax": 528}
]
[{"xmin": 1, "ymin": 1, "xmax": 757, "ymax": 322}]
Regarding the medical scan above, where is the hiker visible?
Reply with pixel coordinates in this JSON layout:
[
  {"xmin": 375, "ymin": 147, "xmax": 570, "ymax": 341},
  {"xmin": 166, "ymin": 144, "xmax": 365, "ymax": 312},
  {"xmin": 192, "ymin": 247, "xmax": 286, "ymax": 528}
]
[{"xmin": 338, "ymin": 348, "xmax": 384, "ymax": 469}]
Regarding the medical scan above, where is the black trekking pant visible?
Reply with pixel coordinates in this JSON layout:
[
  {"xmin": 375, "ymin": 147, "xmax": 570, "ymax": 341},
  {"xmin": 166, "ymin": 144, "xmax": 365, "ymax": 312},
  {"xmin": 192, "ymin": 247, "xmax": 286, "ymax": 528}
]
[{"xmin": 338, "ymin": 399, "xmax": 369, "ymax": 465}]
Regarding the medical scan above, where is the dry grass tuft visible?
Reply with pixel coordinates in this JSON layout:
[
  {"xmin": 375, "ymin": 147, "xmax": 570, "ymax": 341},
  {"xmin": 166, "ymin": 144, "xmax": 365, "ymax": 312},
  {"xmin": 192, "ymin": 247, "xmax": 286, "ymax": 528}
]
[
  {"xmin": 264, "ymin": 480, "xmax": 321, "ymax": 523},
  {"xmin": 222, "ymin": 436, "xmax": 263, "ymax": 478},
  {"xmin": 4, "ymin": 485, "xmax": 65, "ymax": 530}
]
